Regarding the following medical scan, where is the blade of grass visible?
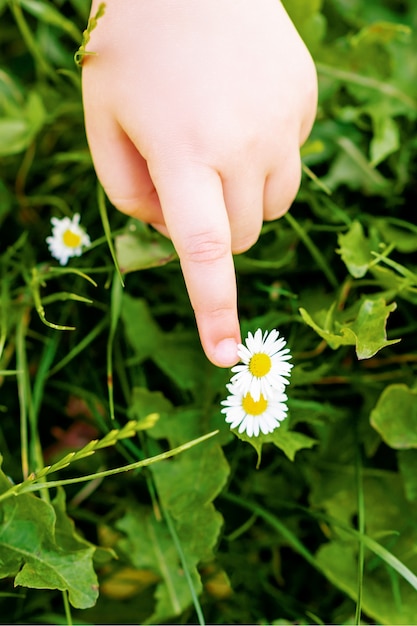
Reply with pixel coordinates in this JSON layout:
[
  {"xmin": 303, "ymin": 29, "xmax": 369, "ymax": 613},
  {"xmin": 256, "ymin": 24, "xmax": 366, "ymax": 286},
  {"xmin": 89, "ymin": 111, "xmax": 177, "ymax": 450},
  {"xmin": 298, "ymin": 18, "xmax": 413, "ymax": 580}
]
[
  {"xmin": 107, "ymin": 274, "xmax": 123, "ymax": 420},
  {"xmin": 284, "ymin": 211, "xmax": 339, "ymax": 288},
  {"xmin": 0, "ymin": 430, "xmax": 219, "ymax": 499},
  {"xmin": 223, "ymin": 492, "xmax": 326, "ymax": 576},
  {"xmin": 316, "ymin": 62, "xmax": 417, "ymax": 112},
  {"xmin": 163, "ymin": 508, "xmax": 206, "ymax": 626},
  {"xmin": 16, "ymin": 310, "xmax": 30, "ymax": 480},
  {"xmin": 354, "ymin": 434, "xmax": 365, "ymax": 626},
  {"xmin": 48, "ymin": 315, "xmax": 108, "ymax": 377},
  {"xmin": 226, "ymin": 492, "xmax": 417, "ymax": 594},
  {"xmin": 97, "ymin": 183, "xmax": 124, "ymax": 287}
]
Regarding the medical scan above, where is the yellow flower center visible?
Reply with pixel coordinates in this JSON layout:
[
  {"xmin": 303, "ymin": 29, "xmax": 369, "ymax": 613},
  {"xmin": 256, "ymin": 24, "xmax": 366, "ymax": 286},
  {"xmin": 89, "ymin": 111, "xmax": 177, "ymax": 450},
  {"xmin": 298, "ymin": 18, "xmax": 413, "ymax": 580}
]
[
  {"xmin": 242, "ymin": 393, "xmax": 268, "ymax": 416},
  {"xmin": 249, "ymin": 353, "xmax": 271, "ymax": 378},
  {"xmin": 62, "ymin": 229, "xmax": 82, "ymax": 248}
]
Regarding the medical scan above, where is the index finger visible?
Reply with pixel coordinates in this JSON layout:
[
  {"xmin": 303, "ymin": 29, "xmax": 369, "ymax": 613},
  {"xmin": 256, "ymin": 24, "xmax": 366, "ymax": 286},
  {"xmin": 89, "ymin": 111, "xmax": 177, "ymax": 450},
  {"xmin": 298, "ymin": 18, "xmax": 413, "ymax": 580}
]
[{"xmin": 151, "ymin": 163, "xmax": 241, "ymax": 367}]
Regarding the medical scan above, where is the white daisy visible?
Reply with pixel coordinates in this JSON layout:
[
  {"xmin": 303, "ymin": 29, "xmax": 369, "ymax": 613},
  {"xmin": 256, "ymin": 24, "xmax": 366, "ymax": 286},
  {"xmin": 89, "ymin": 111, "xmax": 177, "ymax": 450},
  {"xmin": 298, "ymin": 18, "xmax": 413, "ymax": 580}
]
[
  {"xmin": 230, "ymin": 328, "xmax": 293, "ymax": 401},
  {"xmin": 46, "ymin": 214, "xmax": 91, "ymax": 266},
  {"xmin": 221, "ymin": 382, "xmax": 288, "ymax": 438}
]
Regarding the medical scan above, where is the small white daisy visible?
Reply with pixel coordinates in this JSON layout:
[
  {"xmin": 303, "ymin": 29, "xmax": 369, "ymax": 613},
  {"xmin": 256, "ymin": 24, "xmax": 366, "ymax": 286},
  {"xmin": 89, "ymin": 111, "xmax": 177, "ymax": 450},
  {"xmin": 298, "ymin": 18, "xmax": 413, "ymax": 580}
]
[
  {"xmin": 221, "ymin": 382, "xmax": 288, "ymax": 438},
  {"xmin": 230, "ymin": 328, "xmax": 293, "ymax": 401},
  {"xmin": 46, "ymin": 214, "xmax": 91, "ymax": 266}
]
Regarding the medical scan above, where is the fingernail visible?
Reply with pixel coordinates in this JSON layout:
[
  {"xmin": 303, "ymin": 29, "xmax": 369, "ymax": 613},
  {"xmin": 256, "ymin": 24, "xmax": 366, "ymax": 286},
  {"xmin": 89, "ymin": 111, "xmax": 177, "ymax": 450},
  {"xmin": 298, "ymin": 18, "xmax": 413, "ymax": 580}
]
[{"xmin": 213, "ymin": 338, "xmax": 239, "ymax": 368}]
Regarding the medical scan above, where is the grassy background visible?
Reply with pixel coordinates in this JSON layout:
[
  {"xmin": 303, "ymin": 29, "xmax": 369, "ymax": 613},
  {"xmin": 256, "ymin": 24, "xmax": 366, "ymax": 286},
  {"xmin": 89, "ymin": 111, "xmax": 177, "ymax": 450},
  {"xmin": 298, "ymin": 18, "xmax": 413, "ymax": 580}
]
[{"xmin": 1, "ymin": 0, "xmax": 417, "ymax": 624}]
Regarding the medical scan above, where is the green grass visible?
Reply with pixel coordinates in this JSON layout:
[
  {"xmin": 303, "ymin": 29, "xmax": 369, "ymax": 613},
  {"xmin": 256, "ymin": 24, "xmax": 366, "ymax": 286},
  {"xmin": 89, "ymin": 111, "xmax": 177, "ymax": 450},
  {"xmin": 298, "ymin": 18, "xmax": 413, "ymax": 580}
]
[{"xmin": 1, "ymin": 0, "xmax": 417, "ymax": 624}]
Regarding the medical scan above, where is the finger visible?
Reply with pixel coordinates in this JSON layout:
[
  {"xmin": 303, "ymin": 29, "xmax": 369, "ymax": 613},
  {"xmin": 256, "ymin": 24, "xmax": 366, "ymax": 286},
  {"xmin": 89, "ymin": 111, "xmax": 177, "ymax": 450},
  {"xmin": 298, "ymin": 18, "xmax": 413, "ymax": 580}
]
[
  {"xmin": 221, "ymin": 171, "xmax": 264, "ymax": 253},
  {"xmin": 263, "ymin": 151, "xmax": 302, "ymax": 221},
  {"xmin": 83, "ymin": 107, "xmax": 165, "ymax": 226},
  {"xmin": 151, "ymin": 162, "xmax": 241, "ymax": 367}
]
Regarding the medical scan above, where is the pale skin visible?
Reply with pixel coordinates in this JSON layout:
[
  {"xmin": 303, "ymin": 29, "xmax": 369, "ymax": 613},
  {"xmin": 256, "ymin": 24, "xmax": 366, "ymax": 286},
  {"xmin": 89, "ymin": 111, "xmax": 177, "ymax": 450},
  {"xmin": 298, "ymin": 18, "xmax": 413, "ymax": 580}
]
[{"xmin": 82, "ymin": 0, "xmax": 318, "ymax": 367}]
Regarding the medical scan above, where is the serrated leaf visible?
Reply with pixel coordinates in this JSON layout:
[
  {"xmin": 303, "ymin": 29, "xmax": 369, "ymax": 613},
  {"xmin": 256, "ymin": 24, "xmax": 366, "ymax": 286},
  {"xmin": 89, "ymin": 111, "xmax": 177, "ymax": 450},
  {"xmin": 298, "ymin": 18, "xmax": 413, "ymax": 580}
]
[
  {"xmin": 369, "ymin": 112, "xmax": 400, "ymax": 166},
  {"xmin": 299, "ymin": 297, "xmax": 400, "ymax": 359},
  {"xmin": 370, "ymin": 384, "xmax": 417, "ymax": 449},
  {"xmin": 337, "ymin": 220, "xmax": 375, "ymax": 278},
  {"xmin": 0, "ymin": 468, "xmax": 98, "ymax": 608}
]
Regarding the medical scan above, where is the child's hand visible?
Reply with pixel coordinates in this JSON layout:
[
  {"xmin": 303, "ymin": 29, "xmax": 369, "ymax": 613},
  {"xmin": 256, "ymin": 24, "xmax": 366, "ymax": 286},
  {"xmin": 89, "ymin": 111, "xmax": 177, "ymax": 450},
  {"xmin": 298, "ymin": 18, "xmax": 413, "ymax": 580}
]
[{"xmin": 82, "ymin": 0, "xmax": 317, "ymax": 367}]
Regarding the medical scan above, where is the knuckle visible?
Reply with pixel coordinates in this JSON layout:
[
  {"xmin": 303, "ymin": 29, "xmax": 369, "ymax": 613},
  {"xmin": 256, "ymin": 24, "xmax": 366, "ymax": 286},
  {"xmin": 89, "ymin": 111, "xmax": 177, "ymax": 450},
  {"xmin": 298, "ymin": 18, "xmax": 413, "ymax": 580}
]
[
  {"xmin": 181, "ymin": 232, "xmax": 230, "ymax": 265},
  {"xmin": 106, "ymin": 190, "xmax": 158, "ymax": 221},
  {"xmin": 232, "ymin": 236, "xmax": 257, "ymax": 255}
]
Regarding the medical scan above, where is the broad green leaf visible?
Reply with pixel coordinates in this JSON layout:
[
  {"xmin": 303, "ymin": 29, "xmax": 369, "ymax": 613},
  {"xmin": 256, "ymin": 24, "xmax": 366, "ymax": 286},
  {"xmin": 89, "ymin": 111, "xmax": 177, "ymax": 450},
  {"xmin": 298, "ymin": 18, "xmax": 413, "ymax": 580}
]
[
  {"xmin": 117, "ymin": 400, "xmax": 229, "ymax": 622},
  {"xmin": 153, "ymin": 332, "xmax": 208, "ymax": 392},
  {"xmin": 115, "ymin": 221, "xmax": 177, "ymax": 273},
  {"xmin": 370, "ymin": 384, "xmax": 417, "ymax": 449},
  {"xmin": 299, "ymin": 297, "xmax": 400, "ymax": 359},
  {"xmin": 316, "ymin": 542, "xmax": 417, "ymax": 626},
  {"xmin": 0, "ymin": 91, "xmax": 46, "ymax": 156},
  {"xmin": 121, "ymin": 294, "xmax": 162, "ymax": 360},
  {"xmin": 337, "ymin": 220, "xmax": 376, "ymax": 278},
  {"xmin": 310, "ymin": 468, "xmax": 417, "ymax": 624},
  {"xmin": 349, "ymin": 298, "xmax": 400, "ymax": 358},
  {"xmin": 0, "ymin": 468, "xmax": 98, "ymax": 608},
  {"xmin": 117, "ymin": 507, "xmax": 199, "ymax": 620},
  {"xmin": 128, "ymin": 387, "xmax": 173, "ymax": 425},
  {"xmin": 121, "ymin": 295, "xmax": 217, "ymax": 394},
  {"xmin": 117, "ymin": 440, "xmax": 229, "ymax": 623}
]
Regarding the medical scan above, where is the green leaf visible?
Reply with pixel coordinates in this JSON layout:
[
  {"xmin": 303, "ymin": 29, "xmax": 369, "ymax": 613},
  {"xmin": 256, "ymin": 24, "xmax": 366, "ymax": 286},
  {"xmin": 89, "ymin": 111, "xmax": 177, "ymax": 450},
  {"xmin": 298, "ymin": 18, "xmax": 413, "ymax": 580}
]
[
  {"xmin": 316, "ymin": 542, "xmax": 417, "ymax": 626},
  {"xmin": 233, "ymin": 422, "xmax": 317, "ymax": 465},
  {"xmin": 369, "ymin": 111, "xmax": 400, "ymax": 166},
  {"xmin": 117, "ymin": 507, "xmax": 200, "ymax": 621},
  {"xmin": 117, "ymin": 440, "xmax": 229, "ymax": 623},
  {"xmin": 321, "ymin": 137, "xmax": 390, "ymax": 195},
  {"xmin": 299, "ymin": 297, "xmax": 400, "ymax": 359},
  {"xmin": 0, "ymin": 468, "xmax": 98, "ymax": 609},
  {"xmin": 128, "ymin": 387, "xmax": 173, "ymax": 424},
  {"xmin": 121, "ymin": 295, "xmax": 214, "ymax": 393},
  {"xmin": 373, "ymin": 219, "xmax": 417, "ymax": 254},
  {"xmin": 370, "ymin": 384, "xmax": 417, "ymax": 449},
  {"xmin": 281, "ymin": 0, "xmax": 326, "ymax": 51},
  {"xmin": 337, "ymin": 220, "xmax": 376, "ymax": 278},
  {"xmin": 0, "ymin": 90, "xmax": 46, "ymax": 156},
  {"xmin": 115, "ymin": 220, "xmax": 177, "ymax": 273},
  {"xmin": 121, "ymin": 295, "xmax": 162, "ymax": 360},
  {"xmin": 349, "ymin": 298, "xmax": 400, "ymax": 359},
  {"xmin": 309, "ymin": 469, "xmax": 417, "ymax": 624}
]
